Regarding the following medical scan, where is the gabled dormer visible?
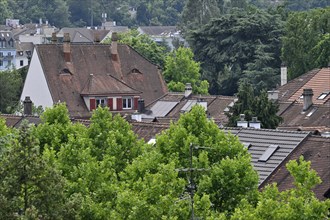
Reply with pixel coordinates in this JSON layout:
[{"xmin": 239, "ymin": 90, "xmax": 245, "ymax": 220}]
[{"xmin": 81, "ymin": 73, "xmax": 142, "ymax": 112}]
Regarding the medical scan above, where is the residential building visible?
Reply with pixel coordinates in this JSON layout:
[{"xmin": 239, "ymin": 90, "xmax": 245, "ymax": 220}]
[
  {"xmin": 275, "ymin": 67, "xmax": 330, "ymax": 133},
  {"xmin": 15, "ymin": 42, "xmax": 33, "ymax": 69},
  {"xmin": 20, "ymin": 33, "xmax": 167, "ymax": 118},
  {"xmin": 57, "ymin": 28, "xmax": 111, "ymax": 43},
  {"xmin": 0, "ymin": 31, "xmax": 16, "ymax": 71}
]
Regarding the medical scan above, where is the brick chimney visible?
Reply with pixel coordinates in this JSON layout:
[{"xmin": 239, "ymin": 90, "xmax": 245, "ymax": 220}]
[
  {"xmin": 23, "ymin": 96, "xmax": 32, "ymax": 115},
  {"xmin": 111, "ymin": 32, "xmax": 118, "ymax": 61},
  {"xmin": 138, "ymin": 98, "xmax": 145, "ymax": 113},
  {"xmin": 63, "ymin": 33, "xmax": 71, "ymax": 62},
  {"xmin": 281, "ymin": 63, "xmax": 287, "ymax": 86},
  {"xmin": 303, "ymin": 88, "xmax": 313, "ymax": 111},
  {"xmin": 51, "ymin": 32, "xmax": 57, "ymax": 43}
]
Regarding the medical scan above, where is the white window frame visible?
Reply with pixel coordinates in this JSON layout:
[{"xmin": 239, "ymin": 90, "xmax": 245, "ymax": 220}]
[
  {"xmin": 123, "ymin": 97, "xmax": 132, "ymax": 109},
  {"xmin": 96, "ymin": 98, "xmax": 106, "ymax": 107},
  {"xmin": 317, "ymin": 92, "xmax": 329, "ymax": 100}
]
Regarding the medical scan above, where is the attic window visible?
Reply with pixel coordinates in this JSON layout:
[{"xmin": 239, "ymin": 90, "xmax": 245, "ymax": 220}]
[
  {"xmin": 258, "ymin": 145, "xmax": 279, "ymax": 162},
  {"xmin": 242, "ymin": 142, "xmax": 252, "ymax": 149},
  {"xmin": 306, "ymin": 107, "xmax": 317, "ymax": 117},
  {"xmin": 131, "ymin": 68, "xmax": 141, "ymax": 74},
  {"xmin": 317, "ymin": 92, "xmax": 329, "ymax": 100},
  {"xmin": 60, "ymin": 68, "xmax": 72, "ymax": 75}
]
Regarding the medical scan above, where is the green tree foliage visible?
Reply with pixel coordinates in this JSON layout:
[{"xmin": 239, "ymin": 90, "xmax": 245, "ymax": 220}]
[
  {"xmin": 230, "ymin": 156, "xmax": 330, "ymax": 219},
  {"xmin": 163, "ymin": 47, "xmax": 209, "ymax": 94},
  {"xmin": 282, "ymin": 7, "xmax": 330, "ymax": 79},
  {"xmin": 0, "ymin": 121, "xmax": 66, "ymax": 219},
  {"xmin": 104, "ymin": 29, "xmax": 168, "ymax": 68},
  {"xmin": 0, "ymin": 69, "xmax": 23, "ymax": 114},
  {"xmin": 189, "ymin": 7, "xmax": 283, "ymax": 95},
  {"xmin": 226, "ymin": 81, "xmax": 282, "ymax": 128},
  {"xmin": 283, "ymin": 0, "xmax": 330, "ymax": 11},
  {"xmin": 114, "ymin": 105, "xmax": 259, "ymax": 218}
]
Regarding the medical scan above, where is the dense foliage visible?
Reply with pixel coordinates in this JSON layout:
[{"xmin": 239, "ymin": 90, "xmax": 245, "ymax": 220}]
[
  {"xmin": 0, "ymin": 104, "xmax": 328, "ymax": 218},
  {"xmin": 163, "ymin": 47, "xmax": 209, "ymax": 94},
  {"xmin": 189, "ymin": 7, "xmax": 283, "ymax": 95},
  {"xmin": 226, "ymin": 81, "xmax": 282, "ymax": 128},
  {"xmin": 282, "ymin": 7, "xmax": 330, "ymax": 79}
]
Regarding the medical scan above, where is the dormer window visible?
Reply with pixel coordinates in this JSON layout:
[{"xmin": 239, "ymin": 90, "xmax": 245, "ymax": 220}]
[
  {"xmin": 96, "ymin": 98, "xmax": 106, "ymax": 107},
  {"xmin": 123, "ymin": 97, "xmax": 132, "ymax": 109}
]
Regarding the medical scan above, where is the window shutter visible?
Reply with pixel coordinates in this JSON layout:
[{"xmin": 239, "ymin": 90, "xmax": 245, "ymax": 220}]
[
  {"xmin": 117, "ymin": 97, "xmax": 123, "ymax": 111},
  {"xmin": 108, "ymin": 98, "xmax": 113, "ymax": 110},
  {"xmin": 134, "ymin": 97, "xmax": 139, "ymax": 110},
  {"xmin": 90, "ymin": 98, "xmax": 96, "ymax": 111}
]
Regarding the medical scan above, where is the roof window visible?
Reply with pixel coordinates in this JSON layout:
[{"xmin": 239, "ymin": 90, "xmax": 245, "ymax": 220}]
[
  {"xmin": 258, "ymin": 145, "xmax": 279, "ymax": 162},
  {"xmin": 317, "ymin": 92, "xmax": 329, "ymax": 100}
]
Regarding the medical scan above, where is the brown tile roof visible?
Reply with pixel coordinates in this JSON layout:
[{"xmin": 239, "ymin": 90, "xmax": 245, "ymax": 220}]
[
  {"xmin": 35, "ymin": 43, "xmax": 167, "ymax": 118},
  {"xmin": 81, "ymin": 74, "xmax": 141, "ymax": 96},
  {"xmin": 1, "ymin": 114, "xmax": 41, "ymax": 128},
  {"xmin": 144, "ymin": 93, "xmax": 236, "ymax": 123},
  {"xmin": 278, "ymin": 103, "xmax": 330, "ymax": 132},
  {"xmin": 131, "ymin": 121, "xmax": 169, "ymax": 141},
  {"xmin": 261, "ymin": 135, "xmax": 330, "ymax": 200},
  {"xmin": 279, "ymin": 68, "xmax": 330, "ymax": 104}
]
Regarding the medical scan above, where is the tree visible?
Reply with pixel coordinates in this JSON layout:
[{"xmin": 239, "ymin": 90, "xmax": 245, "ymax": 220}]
[
  {"xmin": 163, "ymin": 47, "xmax": 209, "ymax": 94},
  {"xmin": 189, "ymin": 7, "xmax": 283, "ymax": 95},
  {"xmin": 113, "ymin": 105, "xmax": 259, "ymax": 218},
  {"xmin": 226, "ymin": 81, "xmax": 282, "ymax": 128},
  {"xmin": 0, "ymin": 121, "xmax": 66, "ymax": 219},
  {"xmin": 0, "ymin": 69, "xmax": 23, "ymax": 114},
  {"xmin": 103, "ymin": 29, "xmax": 168, "ymax": 68},
  {"xmin": 282, "ymin": 7, "xmax": 330, "ymax": 79},
  {"xmin": 230, "ymin": 156, "xmax": 330, "ymax": 219}
]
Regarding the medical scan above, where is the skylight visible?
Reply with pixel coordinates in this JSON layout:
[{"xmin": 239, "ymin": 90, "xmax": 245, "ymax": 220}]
[
  {"xmin": 306, "ymin": 107, "xmax": 317, "ymax": 117},
  {"xmin": 317, "ymin": 92, "xmax": 329, "ymax": 100},
  {"xmin": 258, "ymin": 145, "xmax": 279, "ymax": 162}
]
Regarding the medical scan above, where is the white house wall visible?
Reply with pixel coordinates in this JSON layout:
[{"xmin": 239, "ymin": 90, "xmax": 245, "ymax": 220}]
[{"xmin": 20, "ymin": 50, "xmax": 53, "ymax": 108}]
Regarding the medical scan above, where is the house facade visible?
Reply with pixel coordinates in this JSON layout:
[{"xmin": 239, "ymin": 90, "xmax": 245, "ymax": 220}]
[
  {"xmin": 20, "ymin": 33, "xmax": 167, "ymax": 118},
  {"xmin": 0, "ymin": 31, "xmax": 16, "ymax": 71}
]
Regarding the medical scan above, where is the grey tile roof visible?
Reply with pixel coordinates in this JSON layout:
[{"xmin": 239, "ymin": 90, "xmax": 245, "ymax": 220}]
[{"xmin": 222, "ymin": 127, "xmax": 310, "ymax": 186}]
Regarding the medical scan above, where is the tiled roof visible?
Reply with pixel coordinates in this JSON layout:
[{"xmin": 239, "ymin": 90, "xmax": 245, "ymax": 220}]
[
  {"xmin": 278, "ymin": 104, "xmax": 330, "ymax": 132},
  {"xmin": 223, "ymin": 127, "xmax": 310, "ymax": 186},
  {"xmin": 279, "ymin": 68, "xmax": 330, "ymax": 104},
  {"xmin": 1, "ymin": 114, "xmax": 41, "ymax": 128},
  {"xmin": 131, "ymin": 121, "xmax": 169, "ymax": 141},
  {"xmin": 144, "ymin": 93, "xmax": 236, "ymax": 122},
  {"xmin": 58, "ymin": 28, "xmax": 110, "ymax": 43},
  {"xmin": 16, "ymin": 41, "xmax": 34, "ymax": 52},
  {"xmin": 138, "ymin": 26, "xmax": 177, "ymax": 36},
  {"xmin": 262, "ymin": 135, "xmax": 330, "ymax": 200},
  {"xmin": 34, "ymin": 43, "xmax": 167, "ymax": 118},
  {"xmin": 81, "ymin": 74, "xmax": 141, "ymax": 96}
]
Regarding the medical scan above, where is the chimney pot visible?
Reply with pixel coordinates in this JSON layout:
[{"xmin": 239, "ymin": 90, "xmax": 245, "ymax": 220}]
[
  {"xmin": 237, "ymin": 114, "xmax": 248, "ymax": 128},
  {"xmin": 249, "ymin": 117, "xmax": 261, "ymax": 129},
  {"xmin": 23, "ymin": 96, "xmax": 32, "ymax": 115},
  {"xmin": 303, "ymin": 88, "xmax": 313, "ymax": 111},
  {"xmin": 63, "ymin": 33, "xmax": 70, "ymax": 42},
  {"xmin": 184, "ymin": 83, "xmax": 192, "ymax": 98},
  {"xmin": 281, "ymin": 63, "xmax": 287, "ymax": 86}
]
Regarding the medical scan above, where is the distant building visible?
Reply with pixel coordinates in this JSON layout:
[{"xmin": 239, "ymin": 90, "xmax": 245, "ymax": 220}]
[{"xmin": 0, "ymin": 31, "xmax": 16, "ymax": 71}]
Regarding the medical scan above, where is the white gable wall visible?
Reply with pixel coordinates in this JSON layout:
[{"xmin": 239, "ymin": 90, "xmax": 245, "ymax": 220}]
[{"xmin": 20, "ymin": 50, "xmax": 53, "ymax": 108}]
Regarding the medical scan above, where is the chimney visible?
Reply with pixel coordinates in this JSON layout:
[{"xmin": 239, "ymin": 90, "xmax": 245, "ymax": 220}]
[
  {"xmin": 23, "ymin": 96, "xmax": 32, "ymax": 115},
  {"xmin": 267, "ymin": 90, "xmax": 279, "ymax": 101},
  {"xmin": 281, "ymin": 63, "xmax": 287, "ymax": 86},
  {"xmin": 51, "ymin": 32, "xmax": 57, "ymax": 43},
  {"xmin": 303, "ymin": 88, "xmax": 313, "ymax": 111},
  {"xmin": 39, "ymin": 18, "xmax": 42, "ymax": 25},
  {"xmin": 94, "ymin": 32, "xmax": 100, "ymax": 43},
  {"xmin": 111, "ymin": 32, "xmax": 118, "ymax": 61},
  {"xmin": 138, "ymin": 98, "xmax": 145, "ymax": 113},
  {"xmin": 63, "ymin": 33, "xmax": 71, "ymax": 62},
  {"xmin": 184, "ymin": 83, "xmax": 192, "ymax": 98},
  {"xmin": 249, "ymin": 117, "xmax": 261, "ymax": 129},
  {"xmin": 237, "ymin": 114, "xmax": 248, "ymax": 128}
]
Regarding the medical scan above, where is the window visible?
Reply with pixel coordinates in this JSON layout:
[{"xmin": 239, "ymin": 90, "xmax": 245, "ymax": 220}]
[
  {"xmin": 317, "ymin": 92, "xmax": 329, "ymax": 100},
  {"xmin": 0, "ymin": 52, "xmax": 3, "ymax": 57},
  {"xmin": 8, "ymin": 52, "xmax": 11, "ymax": 56},
  {"xmin": 96, "ymin": 98, "xmax": 106, "ymax": 107},
  {"xmin": 8, "ymin": 60, "xmax": 11, "ymax": 66},
  {"xmin": 0, "ymin": 60, "xmax": 3, "ymax": 66},
  {"xmin": 20, "ymin": 60, "xmax": 24, "ymax": 66},
  {"xmin": 258, "ymin": 145, "xmax": 279, "ymax": 162},
  {"xmin": 123, "ymin": 97, "xmax": 132, "ymax": 109}
]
